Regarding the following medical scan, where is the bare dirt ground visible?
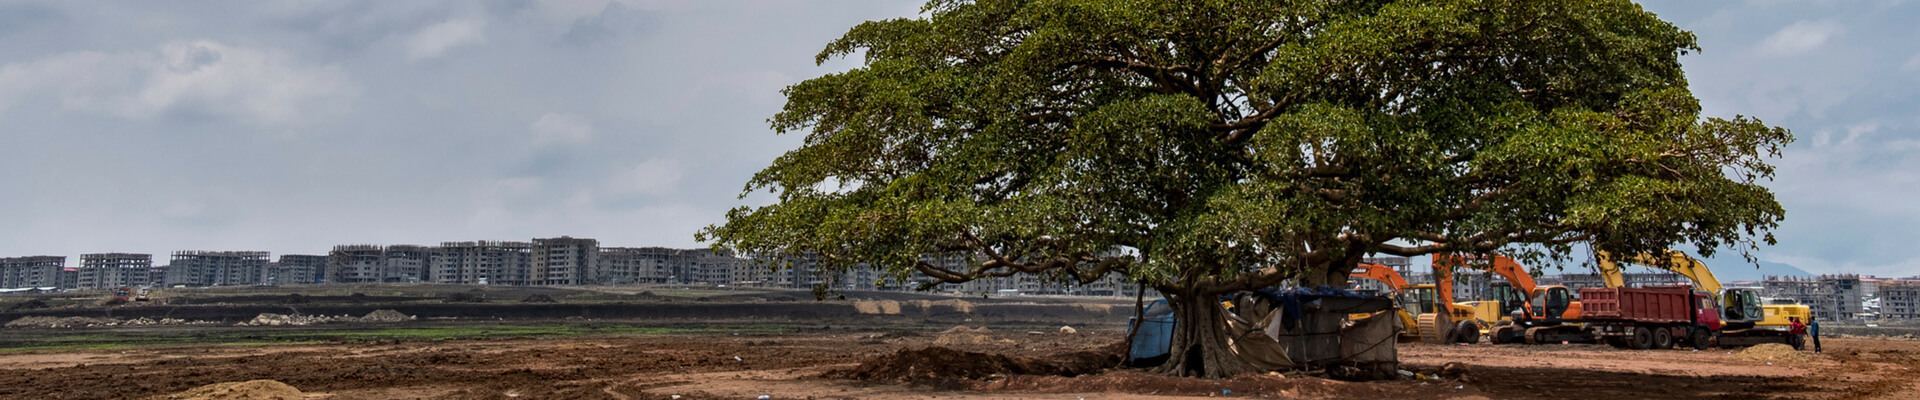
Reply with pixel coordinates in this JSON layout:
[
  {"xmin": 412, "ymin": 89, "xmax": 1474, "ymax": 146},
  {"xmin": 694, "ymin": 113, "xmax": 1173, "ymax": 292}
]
[{"xmin": 2, "ymin": 328, "xmax": 1916, "ymax": 400}]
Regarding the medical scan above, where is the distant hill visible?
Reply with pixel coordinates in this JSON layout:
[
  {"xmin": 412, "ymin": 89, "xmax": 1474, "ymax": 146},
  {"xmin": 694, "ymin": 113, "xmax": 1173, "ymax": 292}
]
[{"xmin": 1715, "ymin": 260, "xmax": 1814, "ymax": 282}]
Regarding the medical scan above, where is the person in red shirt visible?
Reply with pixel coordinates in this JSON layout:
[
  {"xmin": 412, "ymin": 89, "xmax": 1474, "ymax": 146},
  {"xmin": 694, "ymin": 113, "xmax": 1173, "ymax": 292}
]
[{"xmin": 1789, "ymin": 317, "xmax": 1807, "ymax": 335}]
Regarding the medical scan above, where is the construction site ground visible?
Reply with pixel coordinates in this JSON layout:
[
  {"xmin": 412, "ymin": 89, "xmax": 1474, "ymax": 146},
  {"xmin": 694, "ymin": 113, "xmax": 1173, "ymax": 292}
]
[
  {"xmin": 4, "ymin": 286, "xmax": 1918, "ymax": 399},
  {"xmin": 0, "ymin": 324, "xmax": 1915, "ymax": 399}
]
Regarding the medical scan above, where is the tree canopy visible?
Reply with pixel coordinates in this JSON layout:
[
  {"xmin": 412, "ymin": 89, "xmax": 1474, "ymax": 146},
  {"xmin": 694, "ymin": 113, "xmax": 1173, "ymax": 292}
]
[{"xmin": 700, "ymin": 0, "xmax": 1791, "ymax": 377}]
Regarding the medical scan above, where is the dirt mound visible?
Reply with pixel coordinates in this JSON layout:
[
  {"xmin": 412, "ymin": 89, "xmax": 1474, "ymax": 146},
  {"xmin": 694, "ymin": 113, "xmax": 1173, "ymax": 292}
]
[
  {"xmin": 5, "ymin": 298, "xmax": 50, "ymax": 312},
  {"xmin": 157, "ymin": 380, "xmax": 302, "ymax": 400},
  {"xmin": 832, "ymin": 346, "xmax": 1064, "ymax": 383},
  {"xmin": 1736, "ymin": 343, "xmax": 1814, "ymax": 363},
  {"xmin": 443, "ymin": 292, "xmax": 488, "ymax": 303},
  {"xmin": 854, "ymin": 300, "xmax": 902, "ymax": 314},
  {"xmin": 833, "ymin": 343, "xmax": 1124, "ymax": 385},
  {"xmin": 360, "ymin": 309, "xmax": 414, "ymax": 322},
  {"xmin": 520, "ymin": 294, "xmax": 558, "ymax": 303},
  {"xmin": 935, "ymin": 326, "xmax": 1006, "ymax": 345}
]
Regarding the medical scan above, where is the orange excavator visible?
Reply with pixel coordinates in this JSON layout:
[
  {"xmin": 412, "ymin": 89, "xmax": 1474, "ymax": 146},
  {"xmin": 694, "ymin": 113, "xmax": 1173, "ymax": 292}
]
[{"xmin": 1430, "ymin": 254, "xmax": 1583, "ymax": 344}]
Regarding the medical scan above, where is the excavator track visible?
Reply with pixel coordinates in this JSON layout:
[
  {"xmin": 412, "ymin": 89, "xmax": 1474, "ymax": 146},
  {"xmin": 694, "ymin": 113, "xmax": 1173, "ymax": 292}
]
[{"xmin": 1416, "ymin": 312, "xmax": 1453, "ymax": 343}]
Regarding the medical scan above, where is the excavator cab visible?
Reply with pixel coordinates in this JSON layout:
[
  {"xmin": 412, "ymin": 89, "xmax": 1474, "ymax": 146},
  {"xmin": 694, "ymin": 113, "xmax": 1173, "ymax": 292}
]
[
  {"xmin": 1491, "ymin": 282, "xmax": 1528, "ymax": 318},
  {"xmin": 1405, "ymin": 285, "xmax": 1440, "ymax": 315},
  {"xmin": 1530, "ymin": 287, "xmax": 1573, "ymax": 322},
  {"xmin": 1721, "ymin": 288, "xmax": 1764, "ymax": 324}
]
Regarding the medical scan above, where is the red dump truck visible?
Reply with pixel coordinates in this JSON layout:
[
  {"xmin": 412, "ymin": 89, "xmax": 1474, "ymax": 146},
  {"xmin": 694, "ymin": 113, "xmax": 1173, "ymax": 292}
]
[{"xmin": 1579, "ymin": 285, "xmax": 1804, "ymax": 350}]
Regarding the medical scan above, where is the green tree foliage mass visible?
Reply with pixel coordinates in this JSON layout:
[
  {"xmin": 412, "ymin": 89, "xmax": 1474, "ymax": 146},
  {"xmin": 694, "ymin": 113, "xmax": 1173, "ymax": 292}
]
[{"xmin": 700, "ymin": 0, "xmax": 1791, "ymax": 377}]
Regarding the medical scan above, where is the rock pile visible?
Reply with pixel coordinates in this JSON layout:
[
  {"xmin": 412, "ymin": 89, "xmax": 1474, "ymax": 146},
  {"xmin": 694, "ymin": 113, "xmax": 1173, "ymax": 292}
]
[
  {"xmin": 4, "ymin": 316, "xmax": 120, "ymax": 328},
  {"xmin": 238, "ymin": 313, "xmax": 354, "ymax": 327},
  {"xmin": 234, "ymin": 310, "xmax": 413, "ymax": 326},
  {"xmin": 5, "ymin": 316, "xmax": 209, "ymax": 328},
  {"xmin": 360, "ymin": 309, "xmax": 414, "ymax": 323}
]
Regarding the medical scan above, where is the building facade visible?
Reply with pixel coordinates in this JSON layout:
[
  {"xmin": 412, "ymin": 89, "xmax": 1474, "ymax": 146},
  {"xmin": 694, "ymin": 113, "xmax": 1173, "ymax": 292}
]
[
  {"xmin": 1881, "ymin": 281, "xmax": 1920, "ymax": 320},
  {"xmin": 0, "ymin": 256, "xmax": 66, "ymax": 289},
  {"xmin": 1765, "ymin": 274, "xmax": 1865, "ymax": 321},
  {"xmin": 76, "ymin": 253, "xmax": 154, "ymax": 289},
  {"xmin": 531, "ymin": 237, "xmax": 599, "ymax": 285},
  {"xmin": 273, "ymin": 255, "xmax": 328, "ymax": 285},
  {"xmin": 166, "ymin": 251, "xmax": 271, "ymax": 286},
  {"xmin": 433, "ymin": 241, "xmax": 531, "ymax": 285},
  {"xmin": 600, "ymin": 247, "xmax": 674, "ymax": 284}
]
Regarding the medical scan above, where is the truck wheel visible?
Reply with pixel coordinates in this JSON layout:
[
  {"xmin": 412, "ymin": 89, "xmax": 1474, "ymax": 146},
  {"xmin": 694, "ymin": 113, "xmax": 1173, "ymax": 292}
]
[
  {"xmin": 1453, "ymin": 321, "xmax": 1482, "ymax": 344},
  {"xmin": 1690, "ymin": 329, "xmax": 1711, "ymax": 351},
  {"xmin": 1628, "ymin": 327, "xmax": 1653, "ymax": 350},
  {"xmin": 1652, "ymin": 327, "xmax": 1674, "ymax": 350}
]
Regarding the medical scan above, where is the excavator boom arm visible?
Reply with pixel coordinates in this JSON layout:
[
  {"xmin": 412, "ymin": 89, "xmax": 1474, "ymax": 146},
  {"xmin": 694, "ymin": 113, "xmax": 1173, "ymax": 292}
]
[
  {"xmin": 1433, "ymin": 254, "xmax": 1539, "ymax": 294},
  {"xmin": 1594, "ymin": 250, "xmax": 1723, "ymax": 294},
  {"xmin": 1349, "ymin": 263, "xmax": 1410, "ymax": 291}
]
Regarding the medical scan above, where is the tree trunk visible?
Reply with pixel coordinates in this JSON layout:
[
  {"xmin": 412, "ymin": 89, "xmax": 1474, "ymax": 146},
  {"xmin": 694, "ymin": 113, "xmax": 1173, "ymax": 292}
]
[{"xmin": 1151, "ymin": 290, "xmax": 1266, "ymax": 378}]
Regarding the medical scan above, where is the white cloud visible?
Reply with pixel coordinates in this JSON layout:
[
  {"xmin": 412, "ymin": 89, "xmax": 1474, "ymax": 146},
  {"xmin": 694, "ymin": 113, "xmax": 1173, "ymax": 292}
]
[
  {"xmin": 530, "ymin": 112, "xmax": 594, "ymax": 144},
  {"xmin": 0, "ymin": 40, "xmax": 356, "ymax": 127},
  {"xmin": 605, "ymin": 158, "xmax": 684, "ymax": 196},
  {"xmin": 1756, "ymin": 19, "xmax": 1843, "ymax": 56},
  {"xmin": 406, "ymin": 18, "xmax": 486, "ymax": 60}
]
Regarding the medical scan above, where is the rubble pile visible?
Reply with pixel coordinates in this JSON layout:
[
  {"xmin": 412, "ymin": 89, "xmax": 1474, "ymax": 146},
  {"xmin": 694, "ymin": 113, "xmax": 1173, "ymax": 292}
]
[
  {"xmin": 360, "ymin": 309, "xmax": 415, "ymax": 322},
  {"xmin": 5, "ymin": 316, "xmax": 121, "ymax": 328},
  {"xmin": 5, "ymin": 316, "xmax": 212, "ymax": 328},
  {"xmin": 235, "ymin": 310, "xmax": 415, "ymax": 326}
]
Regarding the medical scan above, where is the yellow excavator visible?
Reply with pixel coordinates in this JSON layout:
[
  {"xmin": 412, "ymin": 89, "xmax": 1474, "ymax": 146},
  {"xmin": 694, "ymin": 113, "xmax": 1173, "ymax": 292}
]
[
  {"xmin": 1349, "ymin": 263, "xmax": 1483, "ymax": 343},
  {"xmin": 1352, "ymin": 259, "xmax": 1548, "ymax": 344},
  {"xmin": 1432, "ymin": 254, "xmax": 1584, "ymax": 344},
  {"xmin": 1595, "ymin": 250, "xmax": 1813, "ymax": 348}
]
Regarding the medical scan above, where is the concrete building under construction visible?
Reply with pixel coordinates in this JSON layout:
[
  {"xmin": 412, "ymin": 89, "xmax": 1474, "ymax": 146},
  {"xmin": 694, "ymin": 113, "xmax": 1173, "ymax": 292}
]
[
  {"xmin": 600, "ymin": 247, "xmax": 675, "ymax": 284},
  {"xmin": 1881, "ymin": 280, "xmax": 1920, "ymax": 320},
  {"xmin": 0, "ymin": 256, "xmax": 66, "ymax": 289},
  {"xmin": 273, "ymin": 254, "xmax": 328, "ymax": 285},
  {"xmin": 532, "ymin": 237, "xmax": 599, "ymax": 285},
  {"xmin": 327, "ymin": 245, "xmax": 435, "ymax": 284},
  {"xmin": 433, "ymin": 241, "xmax": 532, "ymax": 285},
  {"xmin": 1766, "ymin": 274, "xmax": 1865, "ymax": 321},
  {"xmin": 166, "ymin": 251, "xmax": 271, "ymax": 287},
  {"xmin": 76, "ymin": 253, "xmax": 155, "ymax": 289}
]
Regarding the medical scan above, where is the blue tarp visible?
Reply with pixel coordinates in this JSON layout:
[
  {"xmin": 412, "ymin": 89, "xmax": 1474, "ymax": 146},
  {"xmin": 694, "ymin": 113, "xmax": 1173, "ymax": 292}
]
[{"xmin": 1126, "ymin": 299, "xmax": 1175, "ymax": 366}]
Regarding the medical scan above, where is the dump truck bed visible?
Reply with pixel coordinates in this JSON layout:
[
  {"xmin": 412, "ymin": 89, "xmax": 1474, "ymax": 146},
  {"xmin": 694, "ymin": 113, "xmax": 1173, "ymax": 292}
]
[{"xmin": 1578, "ymin": 287, "xmax": 1694, "ymax": 324}]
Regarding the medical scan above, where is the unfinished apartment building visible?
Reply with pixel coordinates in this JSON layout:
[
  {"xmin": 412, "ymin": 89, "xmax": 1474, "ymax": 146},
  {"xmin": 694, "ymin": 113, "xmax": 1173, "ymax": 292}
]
[
  {"xmin": 531, "ymin": 237, "xmax": 599, "ymax": 285},
  {"xmin": 165, "ymin": 251, "xmax": 271, "ymax": 286},
  {"xmin": 434, "ymin": 241, "xmax": 532, "ymax": 285},
  {"xmin": 1766, "ymin": 274, "xmax": 1865, "ymax": 321},
  {"xmin": 272, "ymin": 255, "xmax": 328, "ymax": 285},
  {"xmin": 600, "ymin": 247, "xmax": 675, "ymax": 284},
  {"xmin": 326, "ymin": 245, "xmax": 434, "ymax": 284},
  {"xmin": 1881, "ymin": 281, "xmax": 1920, "ymax": 320},
  {"xmin": 76, "ymin": 253, "xmax": 154, "ymax": 289},
  {"xmin": 0, "ymin": 256, "xmax": 66, "ymax": 289}
]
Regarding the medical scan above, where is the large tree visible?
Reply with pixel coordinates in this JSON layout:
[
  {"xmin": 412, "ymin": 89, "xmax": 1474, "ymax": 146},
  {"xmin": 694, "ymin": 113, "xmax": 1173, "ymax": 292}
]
[{"xmin": 701, "ymin": 0, "xmax": 1790, "ymax": 378}]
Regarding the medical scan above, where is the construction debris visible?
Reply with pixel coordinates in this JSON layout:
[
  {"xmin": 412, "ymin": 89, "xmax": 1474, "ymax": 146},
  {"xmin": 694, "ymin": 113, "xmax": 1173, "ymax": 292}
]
[{"xmin": 361, "ymin": 309, "xmax": 414, "ymax": 323}]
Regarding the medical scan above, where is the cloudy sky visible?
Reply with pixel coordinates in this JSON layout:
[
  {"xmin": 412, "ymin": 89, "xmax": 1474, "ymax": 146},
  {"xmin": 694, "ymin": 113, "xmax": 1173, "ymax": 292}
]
[{"xmin": 0, "ymin": 1, "xmax": 1913, "ymax": 278}]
